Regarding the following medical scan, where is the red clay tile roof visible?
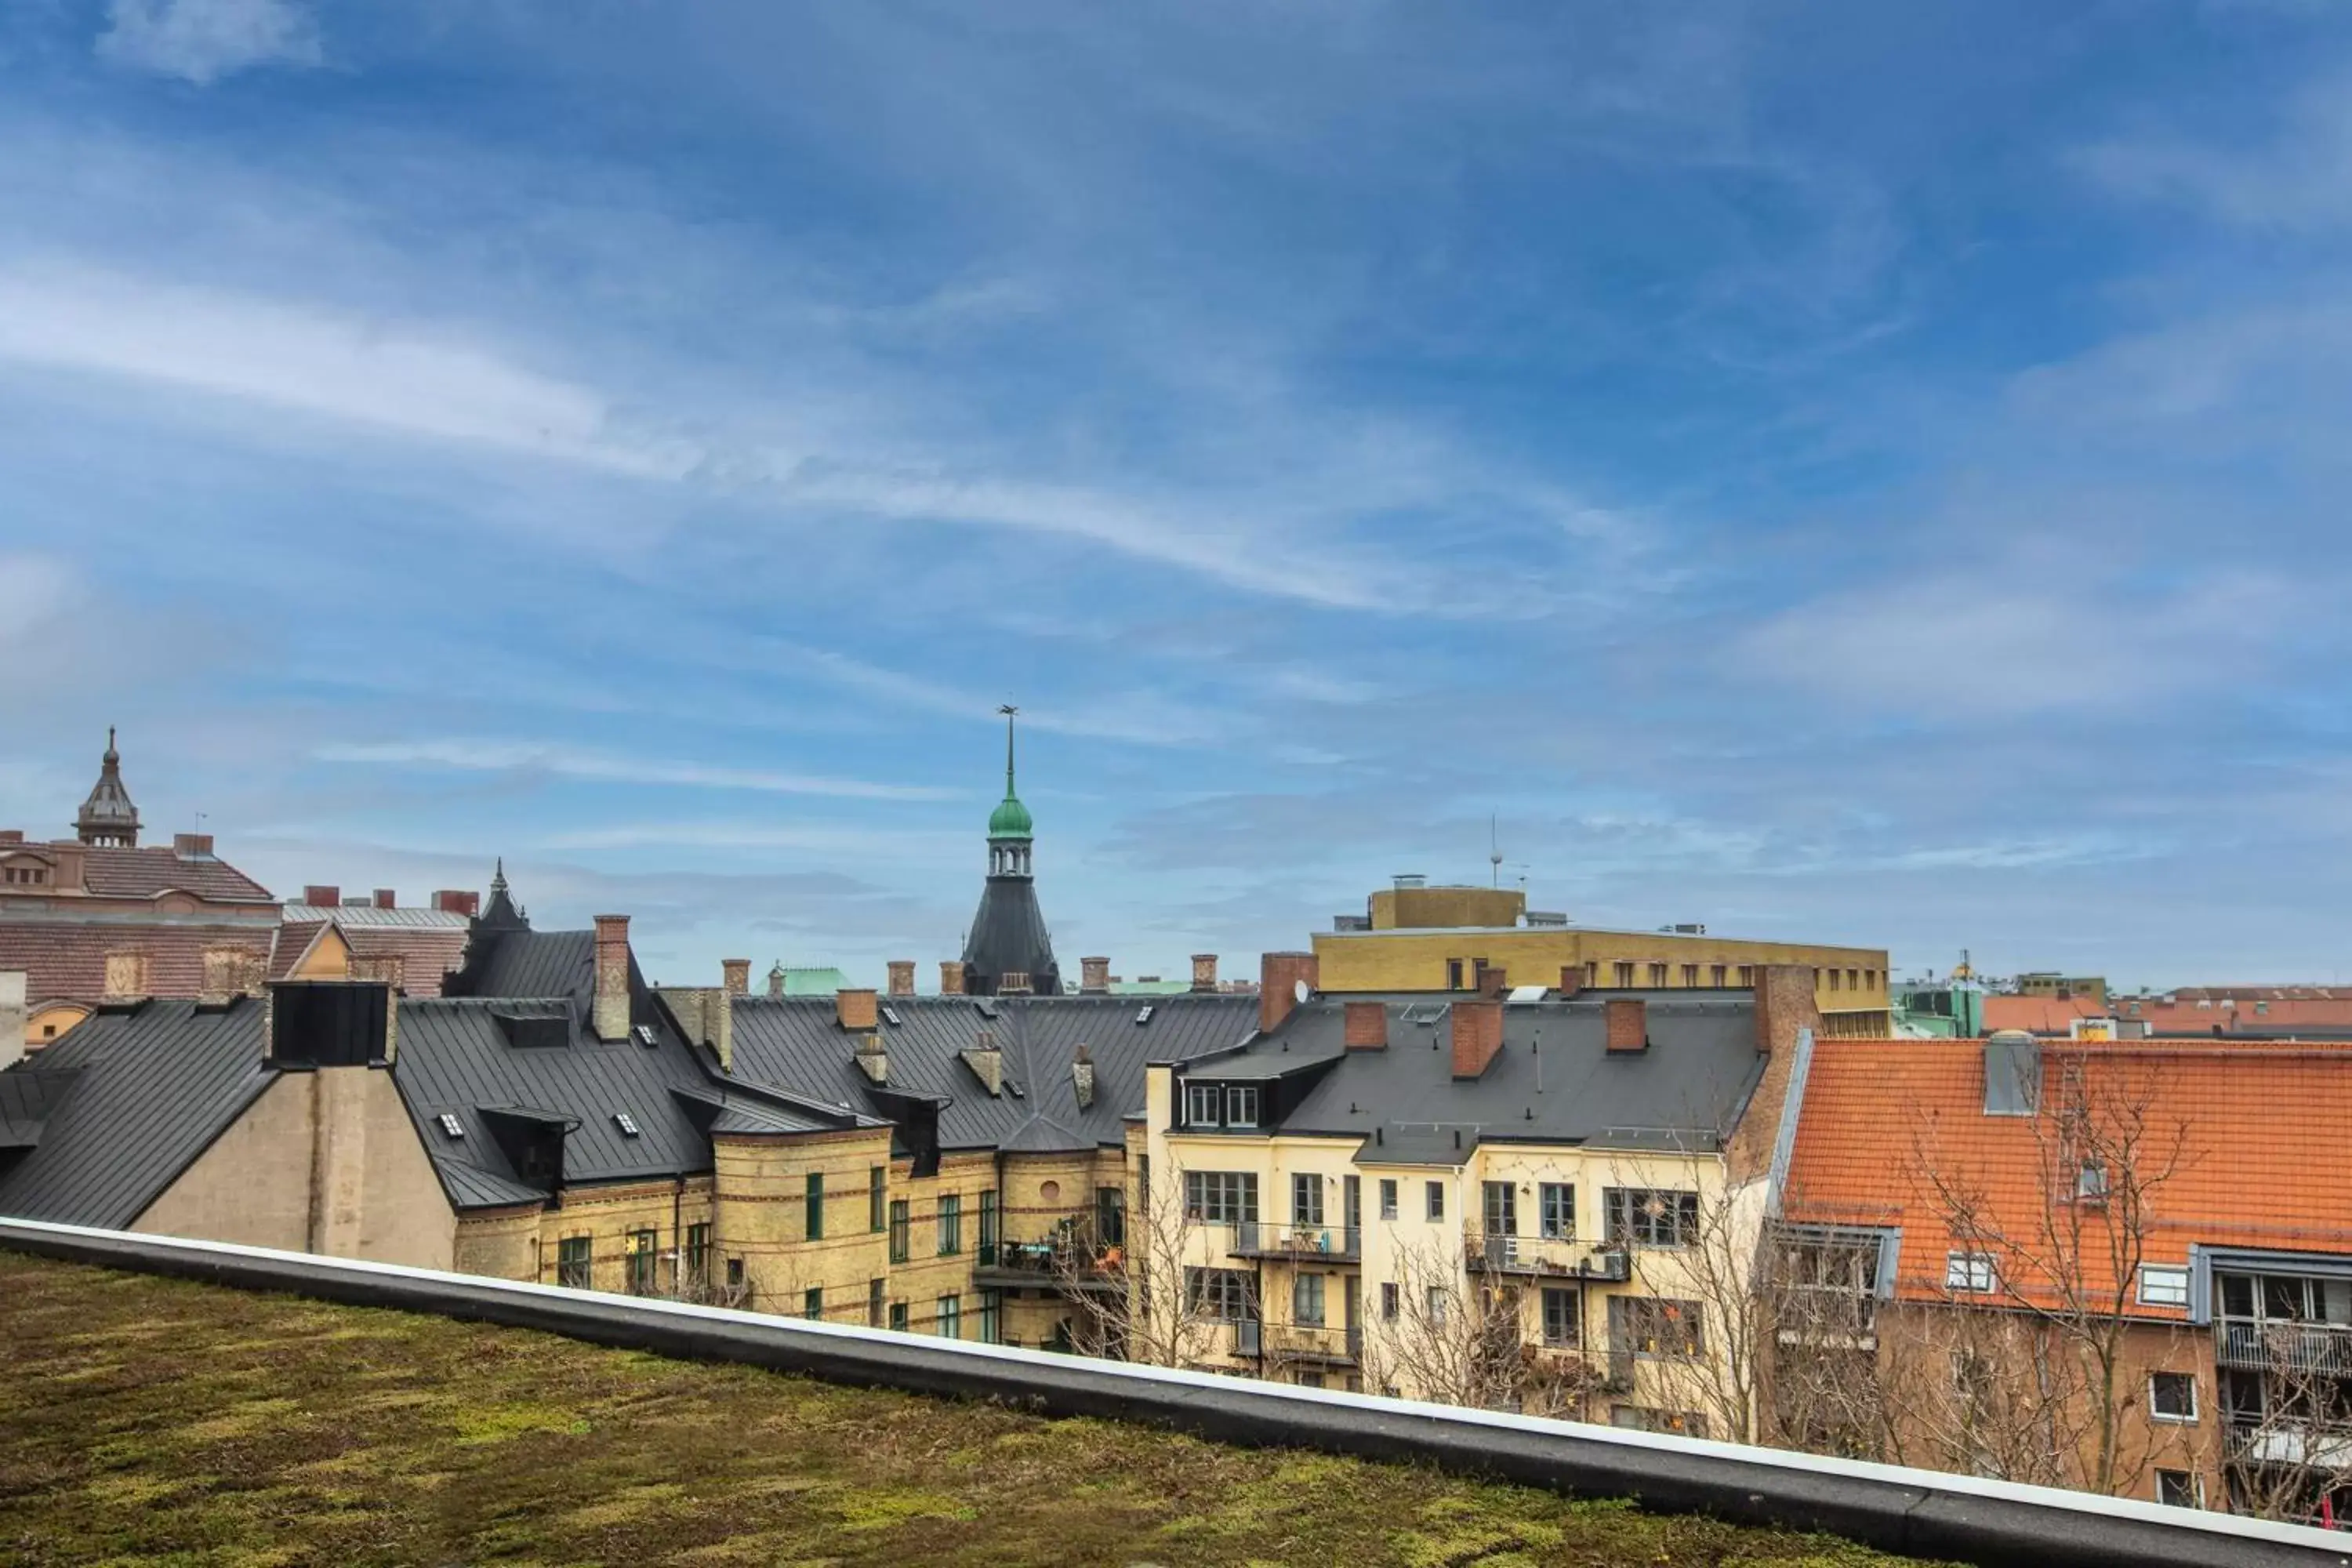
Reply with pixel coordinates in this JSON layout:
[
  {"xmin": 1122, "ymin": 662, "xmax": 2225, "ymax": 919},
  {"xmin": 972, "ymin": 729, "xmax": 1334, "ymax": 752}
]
[
  {"xmin": 1978, "ymin": 994, "xmax": 2104, "ymax": 1033},
  {"xmin": 76, "ymin": 846, "xmax": 274, "ymax": 904},
  {"xmin": 1786, "ymin": 1036, "xmax": 2352, "ymax": 1316},
  {"xmin": 1985, "ymin": 991, "xmax": 2352, "ymax": 1035}
]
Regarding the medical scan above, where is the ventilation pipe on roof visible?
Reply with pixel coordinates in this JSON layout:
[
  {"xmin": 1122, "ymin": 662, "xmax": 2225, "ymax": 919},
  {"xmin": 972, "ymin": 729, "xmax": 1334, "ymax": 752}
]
[{"xmin": 1071, "ymin": 1041, "xmax": 1095, "ymax": 1109}]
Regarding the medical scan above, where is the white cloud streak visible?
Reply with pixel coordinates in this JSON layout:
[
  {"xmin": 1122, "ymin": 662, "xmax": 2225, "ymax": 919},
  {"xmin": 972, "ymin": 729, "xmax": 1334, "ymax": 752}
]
[
  {"xmin": 315, "ymin": 739, "xmax": 960, "ymax": 802},
  {"xmin": 96, "ymin": 0, "xmax": 322, "ymax": 85}
]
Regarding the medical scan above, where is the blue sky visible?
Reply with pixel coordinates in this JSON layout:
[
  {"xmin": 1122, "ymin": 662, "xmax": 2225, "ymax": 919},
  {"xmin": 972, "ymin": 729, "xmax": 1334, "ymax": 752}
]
[{"xmin": 3, "ymin": 0, "xmax": 2349, "ymax": 991}]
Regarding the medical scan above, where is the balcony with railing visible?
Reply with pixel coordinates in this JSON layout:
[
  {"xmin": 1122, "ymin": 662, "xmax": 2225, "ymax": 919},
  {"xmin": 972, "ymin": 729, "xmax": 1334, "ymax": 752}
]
[
  {"xmin": 2216, "ymin": 1318, "xmax": 2352, "ymax": 1376},
  {"xmin": 1462, "ymin": 1227, "xmax": 1631, "ymax": 1282},
  {"xmin": 973, "ymin": 1237, "xmax": 1125, "ymax": 1293},
  {"xmin": 1225, "ymin": 1221, "xmax": 1360, "ymax": 1262},
  {"xmin": 1262, "ymin": 1320, "xmax": 1363, "ymax": 1367}
]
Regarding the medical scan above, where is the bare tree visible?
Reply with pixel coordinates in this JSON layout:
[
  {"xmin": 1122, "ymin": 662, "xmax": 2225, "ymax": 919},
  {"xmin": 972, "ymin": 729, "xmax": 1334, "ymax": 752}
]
[
  {"xmin": 2220, "ymin": 1323, "xmax": 2352, "ymax": 1523},
  {"xmin": 1055, "ymin": 1162, "xmax": 1228, "ymax": 1369},
  {"xmin": 1356, "ymin": 1231, "xmax": 1592, "ymax": 1415},
  {"xmin": 1610, "ymin": 1152, "xmax": 1770, "ymax": 1446},
  {"xmin": 1899, "ymin": 1053, "xmax": 2194, "ymax": 1497}
]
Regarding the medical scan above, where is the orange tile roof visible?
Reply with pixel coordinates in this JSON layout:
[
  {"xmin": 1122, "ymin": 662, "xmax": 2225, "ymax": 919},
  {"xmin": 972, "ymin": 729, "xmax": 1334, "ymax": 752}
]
[
  {"xmin": 1978, "ymin": 994, "xmax": 2104, "ymax": 1033},
  {"xmin": 1786, "ymin": 1036, "xmax": 2352, "ymax": 1315}
]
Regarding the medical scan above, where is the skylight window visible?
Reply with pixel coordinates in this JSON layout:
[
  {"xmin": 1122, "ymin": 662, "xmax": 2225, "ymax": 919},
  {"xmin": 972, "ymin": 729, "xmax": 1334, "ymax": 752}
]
[
  {"xmin": 633, "ymin": 1024, "xmax": 656, "ymax": 1046},
  {"xmin": 1136, "ymin": 1005, "xmax": 1155, "ymax": 1025},
  {"xmin": 614, "ymin": 1112, "xmax": 642, "ymax": 1138},
  {"xmin": 436, "ymin": 1113, "xmax": 464, "ymax": 1139},
  {"xmin": 881, "ymin": 1005, "xmax": 903, "ymax": 1026}
]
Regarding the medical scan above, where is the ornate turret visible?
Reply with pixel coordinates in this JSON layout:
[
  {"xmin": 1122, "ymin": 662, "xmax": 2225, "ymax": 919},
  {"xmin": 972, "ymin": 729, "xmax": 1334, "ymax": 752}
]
[
  {"xmin": 75, "ymin": 728, "xmax": 140, "ymax": 848},
  {"xmin": 960, "ymin": 706, "xmax": 1059, "ymax": 996}
]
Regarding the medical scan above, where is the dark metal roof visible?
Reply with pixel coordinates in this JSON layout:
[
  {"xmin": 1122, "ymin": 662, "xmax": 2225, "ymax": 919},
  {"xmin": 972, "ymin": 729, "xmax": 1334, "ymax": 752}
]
[
  {"xmin": 959, "ymin": 877, "xmax": 1059, "ymax": 997},
  {"xmin": 728, "ymin": 993, "xmax": 1258, "ymax": 1153},
  {"xmin": 1183, "ymin": 993, "xmax": 1770, "ymax": 1165},
  {"xmin": 0, "ymin": 998, "xmax": 275, "ymax": 1229}
]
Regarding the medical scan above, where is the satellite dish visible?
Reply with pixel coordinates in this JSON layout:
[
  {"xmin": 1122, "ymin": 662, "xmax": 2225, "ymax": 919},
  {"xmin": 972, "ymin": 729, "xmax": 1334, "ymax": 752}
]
[{"xmin": 1293, "ymin": 978, "xmax": 1310, "ymax": 1004}]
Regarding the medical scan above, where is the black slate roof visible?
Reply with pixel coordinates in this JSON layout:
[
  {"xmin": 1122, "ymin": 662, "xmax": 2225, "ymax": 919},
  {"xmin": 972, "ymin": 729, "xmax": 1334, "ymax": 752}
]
[
  {"xmin": 1179, "ymin": 992, "xmax": 1770, "ymax": 1165},
  {"xmin": 0, "ymin": 999, "xmax": 275, "ymax": 1229},
  {"xmin": 728, "ymin": 993, "xmax": 1259, "ymax": 1154},
  {"xmin": 959, "ymin": 877, "xmax": 1060, "ymax": 997}
]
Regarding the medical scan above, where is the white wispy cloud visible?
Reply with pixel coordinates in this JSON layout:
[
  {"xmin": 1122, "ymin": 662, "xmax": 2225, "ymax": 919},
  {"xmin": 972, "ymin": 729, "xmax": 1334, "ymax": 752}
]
[
  {"xmin": 314, "ymin": 739, "xmax": 960, "ymax": 802},
  {"xmin": 2073, "ymin": 68, "xmax": 2352, "ymax": 231},
  {"xmin": 96, "ymin": 0, "xmax": 321, "ymax": 85}
]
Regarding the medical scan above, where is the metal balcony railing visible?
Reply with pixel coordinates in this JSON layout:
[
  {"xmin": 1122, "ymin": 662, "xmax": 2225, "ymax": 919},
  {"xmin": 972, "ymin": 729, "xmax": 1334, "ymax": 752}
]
[
  {"xmin": 2216, "ymin": 1318, "xmax": 2352, "ymax": 1375},
  {"xmin": 1463, "ymin": 1228, "xmax": 1631, "ymax": 1282},
  {"xmin": 975, "ymin": 1239, "xmax": 1124, "ymax": 1291},
  {"xmin": 1228, "ymin": 1221, "xmax": 1360, "ymax": 1261},
  {"xmin": 1262, "ymin": 1321, "xmax": 1363, "ymax": 1365}
]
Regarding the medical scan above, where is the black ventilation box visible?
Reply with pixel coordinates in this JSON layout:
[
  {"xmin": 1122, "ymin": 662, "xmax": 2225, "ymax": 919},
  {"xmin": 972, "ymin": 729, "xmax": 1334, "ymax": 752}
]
[{"xmin": 270, "ymin": 981, "xmax": 390, "ymax": 1068}]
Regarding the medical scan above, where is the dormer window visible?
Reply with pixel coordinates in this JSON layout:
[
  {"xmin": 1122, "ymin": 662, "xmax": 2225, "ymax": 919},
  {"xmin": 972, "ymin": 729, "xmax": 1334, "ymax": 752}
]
[
  {"xmin": 1225, "ymin": 1086, "xmax": 1260, "ymax": 1127},
  {"xmin": 1184, "ymin": 1082, "xmax": 1221, "ymax": 1126}
]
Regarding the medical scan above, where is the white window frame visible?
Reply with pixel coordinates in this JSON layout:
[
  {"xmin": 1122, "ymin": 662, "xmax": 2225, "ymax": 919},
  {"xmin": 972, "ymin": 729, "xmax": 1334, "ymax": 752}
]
[
  {"xmin": 2154, "ymin": 1468, "xmax": 2205, "ymax": 1508},
  {"xmin": 1945, "ymin": 1251, "xmax": 1997, "ymax": 1294},
  {"xmin": 2149, "ymin": 1370, "xmax": 2198, "ymax": 1425},
  {"xmin": 1539, "ymin": 1181, "xmax": 1575, "ymax": 1240},
  {"xmin": 2136, "ymin": 1264, "xmax": 2190, "ymax": 1308},
  {"xmin": 1225, "ymin": 1084, "xmax": 1261, "ymax": 1127},
  {"xmin": 1184, "ymin": 1082, "xmax": 1221, "ymax": 1127}
]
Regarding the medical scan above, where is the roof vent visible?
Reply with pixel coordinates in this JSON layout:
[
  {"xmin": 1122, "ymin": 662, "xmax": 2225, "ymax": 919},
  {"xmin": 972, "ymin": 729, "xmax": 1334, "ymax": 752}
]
[{"xmin": 614, "ymin": 1112, "xmax": 641, "ymax": 1138}]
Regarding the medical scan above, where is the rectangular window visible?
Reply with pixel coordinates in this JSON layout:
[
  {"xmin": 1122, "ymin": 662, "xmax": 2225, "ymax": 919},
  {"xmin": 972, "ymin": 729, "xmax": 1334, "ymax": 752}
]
[
  {"xmin": 1604, "ymin": 1188, "xmax": 1700, "ymax": 1247},
  {"xmin": 1647, "ymin": 962, "xmax": 1668, "ymax": 987},
  {"xmin": 806, "ymin": 1171, "xmax": 826, "ymax": 1240},
  {"xmin": 1185, "ymin": 1082, "xmax": 1222, "ymax": 1126},
  {"xmin": 1828, "ymin": 968, "xmax": 1842, "ymax": 992},
  {"xmin": 1709, "ymin": 964, "xmax": 1727, "ymax": 987},
  {"xmin": 938, "ymin": 1194, "xmax": 963, "ymax": 1255},
  {"xmin": 1381, "ymin": 1281, "xmax": 1399, "ymax": 1321},
  {"xmin": 557, "ymin": 1234, "xmax": 593, "ymax": 1290},
  {"xmin": 1613, "ymin": 961, "xmax": 1636, "ymax": 987},
  {"xmin": 1737, "ymin": 965, "xmax": 1754, "ymax": 988},
  {"xmin": 1294, "ymin": 1272, "xmax": 1327, "ymax": 1326},
  {"xmin": 1539, "ymin": 1183, "xmax": 1575, "ymax": 1240},
  {"xmin": 1482, "ymin": 1180, "xmax": 1516, "ymax": 1237},
  {"xmin": 1541, "ymin": 1287, "xmax": 1579, "ymax": 1347},
  {"xmin": 2151, "ymin": 1371, "xmax": 2198, "ymax": 1424},
  {"xmin": 727, "ymin": 1257, "xmax": 744, "ymax": 1289},
  {"xmin": 888, "ymin": 1199, "xmax": 910, "ymax": 1264},
  {"xmin": 684, "ymin": 1222, "xmax": 712, "ymax": 1289},
  {"xmin": 2155, "ymin": 1469, "xmax": 2201, "ymax": 1508},
  {"xmin": 938, "ymin": 1294, "xmax": 960, "ymax": 1340},
  {"xmin": 1225, "ymin": 1085, "xmax": 1261, "ymax": 1127},
  {"xmin": 1426, "ymin": 1285, "xmax": 1449, "ymax": 1323},
  {"xmin": 1680, "ymin": 964, "xmax": 1699, "ymax": 988},
  {"xmin": 1183, "ymin": 1171, "xmax": 1260, "ymax": 1225},
  {"xmin": 978, "ymin": 1289, "xmax": 1001, "ymax": 1345},
  {"xmin": 1609, "ymin": 1294, "xmax": 1705, "ymax": 1358},
  {"xmin": 804, "ymin": 1286, "xmax": 823, "ymax": 1321},
  {"xmin": 1425, "ymin": 1181, "xmax": 1445, "ymax": 1222},
  {"xmin": 980, "ymin": 1189, "xmax": 1000, "ymax": 1261},
  {"xmin": 869, "ymin": 1166, "xmax": 887, "ymax": 1232},
  {"xmin": 1945, "ymin": 1252, "xmax": 1998, "ymax": 1294},
  {"xmin": 2138, "ymin": 1264, "xmax": 2190, "ymax": 1308},
  {"xmin": 1447, "ymin": 959, "xmax": 1465, "ymax": 990},
  {"xmin": 1342, "ymin": 1174, "xmax": 1361, "ymax": 1234},
  {"xmin": 868, "ymin": 1278, "xmax": 885, "ymax": 1328},
  {"xmin": 1378, "ymin": 1178, "xmax": 1398, "ymax": 1221},
  {"xmin": 626, "ymin": 1229, "xmax": 659, "ymax": 1294},
  {"xmin": 1185, "ymin": 1267, "xmax": 1256, "ymax": 1322},
  {"xmin": 1298, "ymin": 1371, "xmax": 1324, "ymax": 1389},
  {"xmin": 889, "ymin": 1300, "xmax": 909, "ymax": 1333},
  {"xmin": 1293, "ymin": 1173, "xmax": 1325, "ymax": 1226}
]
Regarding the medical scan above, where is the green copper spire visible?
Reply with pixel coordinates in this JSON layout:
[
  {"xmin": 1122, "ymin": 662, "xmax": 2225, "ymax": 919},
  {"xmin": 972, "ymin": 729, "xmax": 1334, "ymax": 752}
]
[{"xmin": 987, "ymin": 704, "xmax": 1033, "ymax": 841}]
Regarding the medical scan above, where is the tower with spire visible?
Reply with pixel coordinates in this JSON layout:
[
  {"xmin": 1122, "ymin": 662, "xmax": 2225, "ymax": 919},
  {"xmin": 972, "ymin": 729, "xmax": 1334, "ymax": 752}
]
[
  {"xmin": 75, "ymin": 728, "xmax": 141, "ymax": 848},
  {"xmin": 959, "ymin": 706, "xmax": 1060, "ymax": 996}
]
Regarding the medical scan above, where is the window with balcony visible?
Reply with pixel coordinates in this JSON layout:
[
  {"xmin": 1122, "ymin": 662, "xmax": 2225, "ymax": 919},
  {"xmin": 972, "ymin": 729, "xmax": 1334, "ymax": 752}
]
[
  {"xmin": 2151, "ymin": 1370, "xmax": 2198, "ymax": 1424},
  {"xmin": 1610, "ymin": 1294, "xmax": 1704, "ymax": 1358},
  {"xmin": 1184, "ymin": 1171, "xmax": 1258, "ymax": 1225},
  {"xmin": 1482, "ymin": 1181, "xmax": 1516, "ymax": 1238},
  {"xmin": 1294, "ymin": 1272, "xmax": 1327, "ymax": 1327},
  {"xmin": 980, "ymin": 1190, "xmax": 1001, "ymax": 1261},
  {"xmin": 1774, "ymin": 1226, "xmax": 1884, "ymax": 1337},
  {"xmin": 1605, "ymin": 1187, "xmax": 1700, "ymax": 1247},
  {"xmin": 1610, "ymin": 1405, "xmax": 1709, "ymax": 1439},
  {"xmin": 1539, "ymin": 1183, "xmax": 1574, "ymax": 1240},
  {"xmin": 1293, "ymin": 1173, "xmax": 1324, "ymax": 1226}
]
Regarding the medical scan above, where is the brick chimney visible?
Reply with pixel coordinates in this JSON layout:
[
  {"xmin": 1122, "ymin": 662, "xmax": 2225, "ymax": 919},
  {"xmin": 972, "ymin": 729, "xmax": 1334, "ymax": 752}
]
[
  {"xmin": 1476, "ymin": 962, "xmax": 1508, "ymax": 999},
  {"xmin": 961, "ymin": 1027, "xmax": 1004, "ymax": 1097},
  {"xmin": 837, "ymin": 987, "xmax": 879, "ymax": 1032},
  {"xmin": 1191, "ymin": 953, "xmax": 1219, "ymax": 993},
  {"xmin": 854, "ymin": 1031, "xmax": 888, "ymax": 1085},
  {"xmin": 591, "ymin": 915, "xmax": 633, "ymax": 1041},
  {"xmin": 1557, "ymin": 965, "xmax": 1584, "ymax": 998},
  {"xmin": 432, "ymin": 889, "xmax": 481, "ymax": 917},
  {"xmin": 721, "ymin": 958, "xmax": 750, "ymax": 997},
  {"xmin": 1071, "ymin": 1042, "xmax": 1095, "ymax": 1109},
  {"xmin": 1605, "ymin": 997, "xmax": 1648, "ymax": 1054},
  {"xmin": 1260, "ymin": 951, "xmax": 1318, "ymax": 1035},
  {"xmin": 1754, "ymin": 964, "xmax": 1820, "ymax": 1057},
  {"xmin": 303, "ymin": 884, "xmax": 339, "ymax": 909},
  {"xmin": 940, "ymin": 960, "xmax": 967, "ymax": 997},
  {"xmin": 0, "ymin": 829, "xmax": 21, "ymax": 845},
  {"xmin": 767, "ymin": 961, "xmax": 786, "ymax": 998},
  {"xmin": 1080, "ymin": 956, "xmax": 1111, "ymax": 995},
  {"xmin": 198, "ymin": 947, "xmax": 260, "ymax": 1006},
  {"xmin": 172, "ymin": 832, "xmax": 213, "ymax": 858},
  {"xmin": 887, "ymin": 960, "xmax": 916, "ymax": 997},
  {"xmin": 1345, "ymin": 1000, "xmax": 1388, "ymax": 1051},
  {"xmin": 372, "ymin": 889, "xmax": 397, "ymax": 909},
  {"xmin": 1450, "ymin": 999, "xmax": 1504, "ymax": 1080},
  {"xmin": 662, "ymin": 985, "xmax": 734, "ymax": 1075}
]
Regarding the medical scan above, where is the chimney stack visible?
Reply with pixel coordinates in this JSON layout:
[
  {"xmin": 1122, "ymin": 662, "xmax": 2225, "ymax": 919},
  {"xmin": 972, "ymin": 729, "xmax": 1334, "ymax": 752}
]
[
  {"xmin": 1071, "ymin": 1042, "xmax": 1095, "ymax": 1109},
  {"xmin": 1450, "ymin": 1000, "xmax": 1504, "ymax": 1080},
  {"xmin": 1191, "ymin": 953, "xmax": 1219, "ymax": 993},
  {"xmin": 854, "ymin": 1031, "xmax": 888, "ymax": 1085},
  {"xmin": 767, "ymin": 961, "xmax": 786, "ymax": 999},
  {"xmin": 940, "ymin": 960, "xmax": 967, "ymax": 997},
  {"xmin": 887, "ymin": 960, "xmax": 916, "ymax": 997},
  {"xmin": 1344, "ymin": 1000, "xmax": 1389, "ymax": 1051},
  {"xmin": 591, "ymin": 915, "xmax": 633, "ymax": 1041},
  {"xmin": 0, "ymin": 971, "xmax": 24, "ymax": 1073},
  {"xmin": 961, "ymin": 1027, "xmax": 1004, "ymax": 1096},
  {"xmin": 837, "ymin": 986, "xmax": 880, "ymax": 1032},
  {"xmin": 1259, "ymin": 952, "xmax": 1318, "ymax": 1035},
  {"xmin": 721, "ymin": 958, "xmax": 750, "ymax": 997},
  {"xmin": 372, "ymin": 888, "xmax": 397, "ymax": 909},
  {"xmin": 1557, "ymin": 965, "xmax": 1584, "ymax": 998},
  {"xmin": 1476, "ymin": 962, "xmax": 1508, "ymax": 999},
  {"xmin": 172, "ymin": 832, "xmax": 213, "ymax": 858},
  {"xmin": 662, "ymin": 985, "xmax": 734, "ymax": 1075},
  {"xmin": 1080, "ymin": 956, "xmax": 1111, "ymax": 995},
  {"xmin": 1605, "ymin": 997, "xmax": 1648, "ymax": 1054},
  {"xmin": 303, "ymin": 884, "xmax": 339, "ymax": 909},
  {"xmin": 198, "ymin": 947, "xmax": 260, "ymax": 1007},
  {"xmin": 432, "ymin": 889, "xmax": 481, "ymax": 917},
  {"xmin": 1754, "ymin": 964, "xmax": 1820, "ymax": 1057}
]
